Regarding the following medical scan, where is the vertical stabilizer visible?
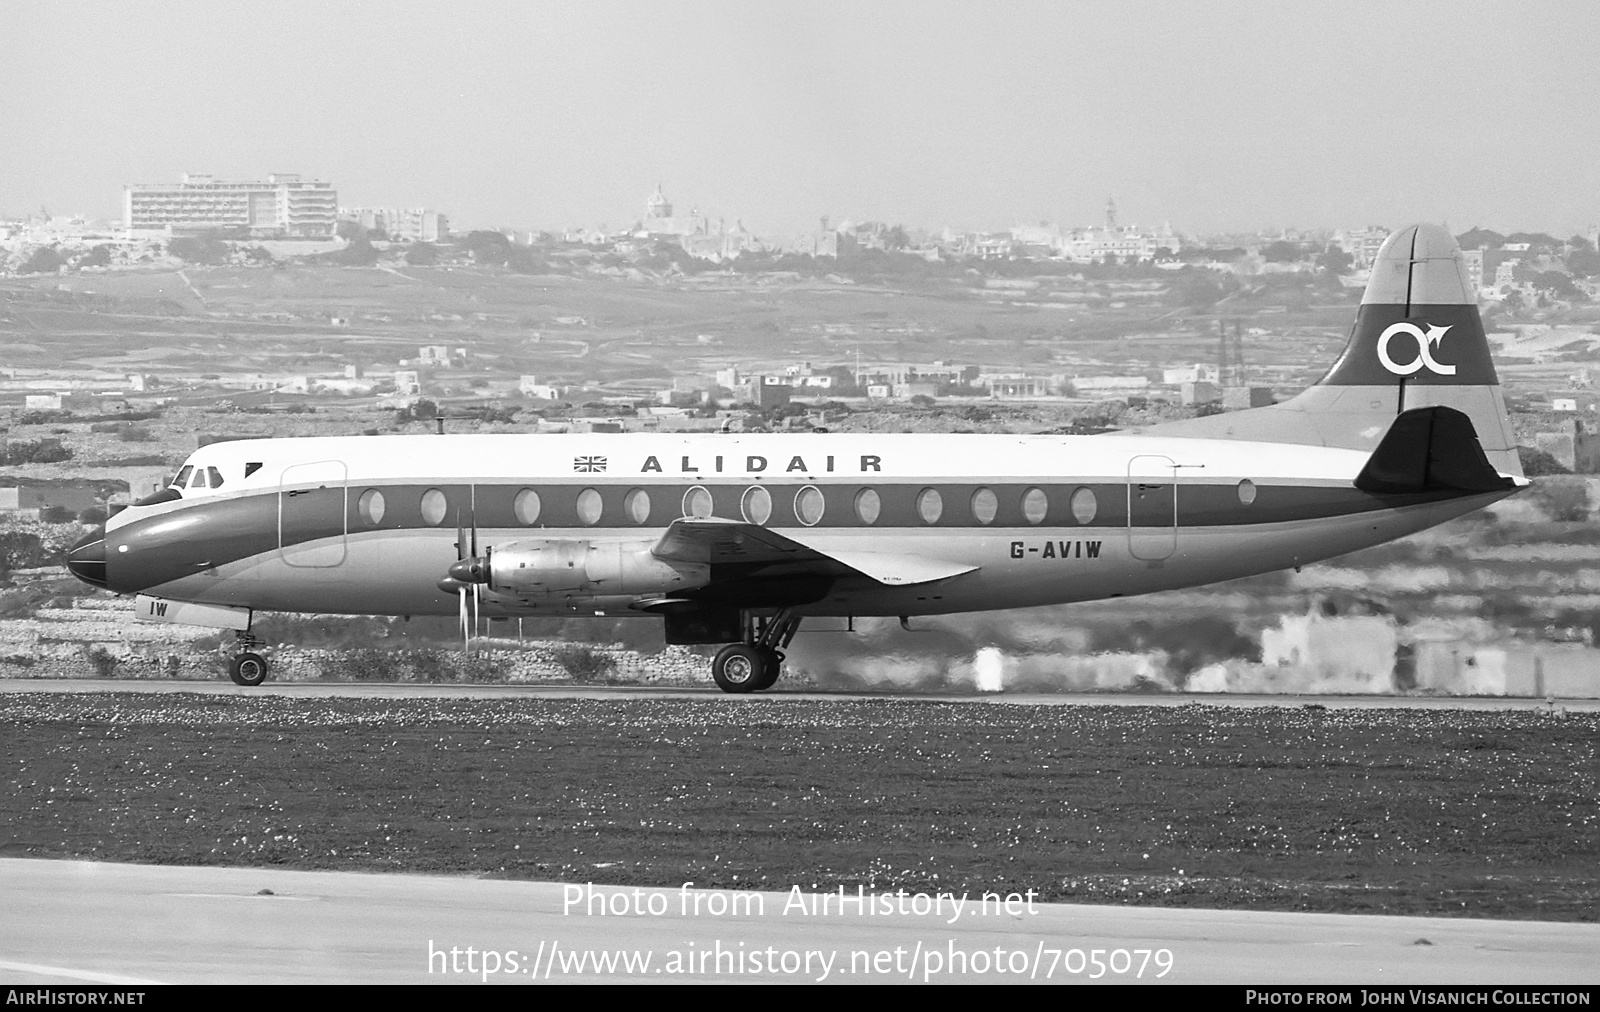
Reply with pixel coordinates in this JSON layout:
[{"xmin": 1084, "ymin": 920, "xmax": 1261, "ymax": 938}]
[{"xmin": 1138, "ymin": 224, "xmax": 1523, "ymax": 478}]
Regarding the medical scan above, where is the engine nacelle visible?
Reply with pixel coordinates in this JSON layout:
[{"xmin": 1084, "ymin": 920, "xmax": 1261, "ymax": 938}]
[{"xmin": 487, "ymin": 539, "xmax": 709, "ymax": 597}]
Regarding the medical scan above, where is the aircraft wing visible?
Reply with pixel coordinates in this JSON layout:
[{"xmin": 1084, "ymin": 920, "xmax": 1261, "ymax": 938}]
[{"xmin": 651, "ymin": 517, "xmax": 977, "ymax": 586}]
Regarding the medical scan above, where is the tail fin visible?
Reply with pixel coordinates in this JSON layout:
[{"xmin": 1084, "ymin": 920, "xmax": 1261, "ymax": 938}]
[{"xmin": 1140, "ymin": 223, "xmax": 1523, "ymax": 478}]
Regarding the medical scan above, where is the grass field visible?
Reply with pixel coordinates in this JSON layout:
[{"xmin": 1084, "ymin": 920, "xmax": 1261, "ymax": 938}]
[{"xmin": 3, "ymin": 693, "xmax": 1594, "ymax": 921}]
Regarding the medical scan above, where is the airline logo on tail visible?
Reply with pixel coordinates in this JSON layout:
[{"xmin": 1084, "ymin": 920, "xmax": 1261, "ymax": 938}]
[{"xmin": 1377, "ymin": 322, "xmax": 1456, "ymax": 377}]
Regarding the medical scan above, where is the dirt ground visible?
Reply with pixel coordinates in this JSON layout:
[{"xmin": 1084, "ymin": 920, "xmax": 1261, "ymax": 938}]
[{"xmin": 3, "ymin": 693, "xmax": 1594, "ymax": 921}]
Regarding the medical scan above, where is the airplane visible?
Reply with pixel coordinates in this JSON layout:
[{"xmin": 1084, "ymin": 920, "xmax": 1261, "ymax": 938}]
[{"xmin": 65, "ymin": 223, "xmax": 1526, "ymax": 692}]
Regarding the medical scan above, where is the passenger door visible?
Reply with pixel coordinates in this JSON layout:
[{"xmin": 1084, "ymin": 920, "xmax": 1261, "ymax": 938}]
[
  {"xmin": 1127, "ymin": 455, "xmax": 1177, "ymax": 561},
  {"xmin": 279, "ymin": 460, "xmax": 347, "ymax": 567}
]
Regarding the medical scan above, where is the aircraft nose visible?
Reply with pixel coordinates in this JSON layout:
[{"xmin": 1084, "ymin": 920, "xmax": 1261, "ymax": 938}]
[{"xmin": 66, "ymin": 526, "xmax": 108, "ymax": 588}]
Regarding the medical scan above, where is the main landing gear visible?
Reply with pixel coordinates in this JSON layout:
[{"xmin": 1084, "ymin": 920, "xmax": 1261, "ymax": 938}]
[
  {"xmin": 228, "ymin": 629, "xmax": 269, "ymax": 686},
  {"xmin": 711, "ymin": 610, "xmax": 800, "ymax": 694}
]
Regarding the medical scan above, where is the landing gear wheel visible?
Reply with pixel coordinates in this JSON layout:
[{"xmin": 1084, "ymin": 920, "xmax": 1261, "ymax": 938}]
[
  {"xmin": 229, "ymin": 651, "xmax": 268, "ymax": 686},
  {"xmin": 751, "ymin": 648, "xmax": 783, "ymax": 691},
  {"xmin": 712, "ymin": 644, "xmax": 765, "ymax": 694}
]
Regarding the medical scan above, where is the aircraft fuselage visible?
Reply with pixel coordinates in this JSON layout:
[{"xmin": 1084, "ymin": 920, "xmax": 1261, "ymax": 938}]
[{"xmin": 82, "ymin": 431, "xmax": 1512, "ymax": 620}]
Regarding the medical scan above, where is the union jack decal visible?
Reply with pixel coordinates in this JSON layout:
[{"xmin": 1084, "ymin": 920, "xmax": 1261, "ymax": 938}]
[{"xmin": 573, "ymin": 455, "xmax": 607, "ymax": 473}]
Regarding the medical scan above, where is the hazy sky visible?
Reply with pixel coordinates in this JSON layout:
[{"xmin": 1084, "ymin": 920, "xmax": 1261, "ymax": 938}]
[{"xmin": 4, "ymin": 1, "xmax": 1597, "ymax": 237}]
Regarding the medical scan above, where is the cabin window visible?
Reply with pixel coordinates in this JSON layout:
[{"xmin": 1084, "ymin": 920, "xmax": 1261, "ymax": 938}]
[
  {"xmin": 513, "ymin": 488, "xmax": 541, "ymax": 525},
  {"xmin": 971, "ymin": 487, "xmax": 998, "ymax": 525},
  {"xmin": 682, "ymin": 485, "xmax": 713, "ymax": 519},
  {"xmin": 206, "ymin": 467, "xmax": 225, "ymax": 489},
  {"xmin": 741, "ymin": 485, "xmax": 772, "ymax": 525},
  {"xmin": 1237, "ymin": 479, "xmax": 1257, "ymax": 506},
  {"xmin": 358, "ymin": 489, "xmax": 386, "ymax": 524},
  {"xmin": 420, "ymin": 488, "xmax": 448, "ymax": 525},
  {"xmin": 171, "ymin": 465, "xmax": 194, "ymax": 489},
  {"xmin": 1070, "ymin": 486, "xmax": 1097, "ymax": 524},
  {"xmin": 244, "ymin": 462, "xmax": 262, "ymax": 478},
  {"xmin": 1022, "ymin": 487, "xmax": 1048, "ymax": 524},
  {"xmin": 795, "ymin": 485, "xmax": 824, "ymax": 526},
  {"xmin": 624, "ymin": 488, "xmax": 651, "ymax": 524},
  {"xmin": 854, "ymin": 488, "xmax": 881, "ymax": 525},
  {"xmin": 577, "ymin": 488, "xmax": 603, "ymax": 526},
  {"xmin": 916, "ymin": 487, "xmax": 943, "ymax": 524}
]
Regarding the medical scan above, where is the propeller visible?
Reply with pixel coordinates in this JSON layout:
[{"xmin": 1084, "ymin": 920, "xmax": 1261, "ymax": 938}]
[{"xmin": 442, "ymin": 499, "xmax": 491, "ymax": 653}]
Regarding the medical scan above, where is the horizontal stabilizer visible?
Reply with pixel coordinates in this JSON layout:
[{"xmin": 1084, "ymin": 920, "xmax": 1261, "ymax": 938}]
[
  {"xmin": 1354, "ymin": 406, "xmax": 1518, "ymax": 495},
  {"xmin": 652, "ymin": 517, "xmax": 976, "ymax": 586}
]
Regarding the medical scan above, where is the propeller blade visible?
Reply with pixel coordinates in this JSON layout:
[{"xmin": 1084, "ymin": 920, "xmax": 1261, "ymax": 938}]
[{"xmin": 459, "ymin": 588, "xmax": 469, "ymax": 652}]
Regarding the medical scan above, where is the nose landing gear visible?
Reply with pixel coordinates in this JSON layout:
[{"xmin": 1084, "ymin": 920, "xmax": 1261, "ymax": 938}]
[{"xmin": 228, "ymin": 630, "xmax": 269, "ymax": 686}]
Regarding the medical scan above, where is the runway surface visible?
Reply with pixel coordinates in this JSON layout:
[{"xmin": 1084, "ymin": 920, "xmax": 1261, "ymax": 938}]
[
  {"xmin": 2, "ymin": 859, "xmax": 1595, "ymax": 985},
  {"xmin": 2, "ymin": 678, "xmax": 1596, "ymax": 710}
]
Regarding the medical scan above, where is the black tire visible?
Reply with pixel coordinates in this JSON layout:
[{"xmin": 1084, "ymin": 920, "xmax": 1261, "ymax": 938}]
[
  {"xmin": 711, "ymin": 644, "xmax": 764, "ymax": 694},
  {"xmin": 751, "ymin": 648, "xmax": 783, "ymax": 691},
  {"xmin": 229, "ymin": 651, "xmax": 268, "ymax": 686}
]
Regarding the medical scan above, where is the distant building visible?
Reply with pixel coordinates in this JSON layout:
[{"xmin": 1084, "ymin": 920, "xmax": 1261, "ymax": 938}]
[
  {"xmin": 638, "ymin": 185, "xmax": 704, "ymax": 238},
  {"xmin": 656, "ymin": 388, "xmax": 699, "ymax": 406},
  {"xmin": 1163, "ymin": 363, "xmax": 1220, "ymax": 385},
  {"xmin": 971, "ymin": 235, "xmax": 1013, "ymax": 260},
  {"xmin": 0, "ymin": 483, "xmax": 99, "ymax": 516},
  {"xmin": 1058, "ymin": 224, "xmax": 1178, "ymax": 263},
  {"xmin": 1461, "ymin": 247, "xmax": 1484, "ymax": 292},
  {"xmin": 1333, "ymin": 227, "xmax": 1389, "ymax": 269},
  {"xmin": 23, "ymin": 394, "xmax": 62, "ymax": 411},
  {"xmin": 1221, "ymin": 386, "xmax": 1276, "ymax": 410},
  {"xmin": 570, "ymin": 419, "xmax": 624, "ymax": 434},
  {"xmin": 985, "ymin": 376, "xmax": 1049, "ymax": 399},
  {"xmin": 679, "ymin": 219, "xmax": 764, "ymax": 262},
  {"xmin": 1534, "ymin": 419, "xmax": 1600, "ymax": 473},
  {"xmin": 894, "ymin": 380, "xmax": 941, "ymax": 399},
  {"xmin": 782, "ymin": 362, "xmax": 838, "ymax": 389},
  {"xmin": 419, "ymin": 346, "xmax": 450, "ymax": 365},
  {"xmin": 1181, "ymin": 381, "xmax": 1220, "ymax": 405},
  {"xmin": 784, "ymin": 217, "xmax": 839, "ymax": 258},
  {"xmin": 731, "ymin": 376, "xmax": 791, "ymax": 409},
  {"xmin": 394, "ymin": 370, "xmax": 421, "ymax": 395},
  {"xmin": 123, "ymin": 471, "xmax": 167, "ymax": 503},
  {"xmin": 124, "ymin": 172, "xmax": 337, "ymax": 238},
  {"xmin": 340, "ymin": 207, "xmax": 448, "ymax": 242},
  {"xmin": 856, "ymin": 362, "xmax": 980, "ymax": 389},
  {"xmin": 1068, "ymin": 375, "xmax": 1151, "ymax": 393}
]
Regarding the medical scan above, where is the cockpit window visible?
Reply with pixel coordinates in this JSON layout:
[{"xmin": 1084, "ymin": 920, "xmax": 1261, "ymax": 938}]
[
  {"xmin": 172, "ymin": 465, "xmax": 194, "ymax": 489},
  {"xmin": 189, "ymin": 469, "xmax": 208, "ymax": 489},
  {"xmin": 207, "ymin": 466, "xmax": 224, "ymax": 489},
  {"xmin": 244, "ymin": 462, "xmax": 262, "ymax": 478}
]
